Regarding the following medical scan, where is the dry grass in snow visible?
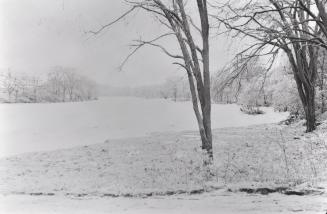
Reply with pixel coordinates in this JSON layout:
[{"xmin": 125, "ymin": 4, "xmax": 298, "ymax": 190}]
[{"xmin": 0, "ymin": 123, "xmax": 326, "ymax": 197}]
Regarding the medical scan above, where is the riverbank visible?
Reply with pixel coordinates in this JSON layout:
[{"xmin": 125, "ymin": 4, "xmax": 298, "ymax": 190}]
[
  {"xmin": 0, "ymin": 189, "xmax": 325, "ymax": 214},
  {"xmin": 0, "ymin": 122, "xmax": 326, "ymax": 197}
]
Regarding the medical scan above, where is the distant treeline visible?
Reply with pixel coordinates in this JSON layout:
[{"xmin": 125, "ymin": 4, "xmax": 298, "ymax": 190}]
[
  {"xmin": 100, "ymin": 61, "xmax": 327, "ymax": 117},
  {"xmin": 98, "ymin": 76, "xmax": 191, "ymax": 102},
  {"xmin": 0, "ymin": 67, "xmax": 97, "ymax": 103}
]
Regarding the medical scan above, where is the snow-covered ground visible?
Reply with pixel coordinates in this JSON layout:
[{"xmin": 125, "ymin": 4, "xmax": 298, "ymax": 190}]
[
  {"xmin": 0, "ymin": 97, "xmax": 326, "ymax": 214},
  {"xmin": 0, "ymin": 97, "xmax": 288, "ymax": 157},
  {"xmin": 0, "ymin": 191, "xmax": 326, "ymax": 214},
  {"xmin": 1, "ymin": 124, "xmax": 326, "ymax": 197}
]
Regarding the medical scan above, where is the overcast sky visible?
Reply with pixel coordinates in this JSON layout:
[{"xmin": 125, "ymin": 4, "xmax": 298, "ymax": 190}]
[{"xmin": 0, "ymin": 0, "xmax": 240, "ymax": 86}]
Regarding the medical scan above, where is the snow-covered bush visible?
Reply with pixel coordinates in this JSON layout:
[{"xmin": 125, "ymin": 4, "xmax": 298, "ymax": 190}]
[
  {"xmin": 211, "ymin": 62, "xmax": 273, "ymax": 107},
  {"xmin": 272, "ymin": 75, "xmax": 303, "ymax": 116},
  {"xmin": 240, "ymin": 105, "xmax": 264, "ymax": 115}
]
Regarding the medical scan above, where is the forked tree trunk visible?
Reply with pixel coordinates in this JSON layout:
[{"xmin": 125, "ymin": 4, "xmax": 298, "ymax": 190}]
[
  {"xmin": 171, "ymin": 0, "xmax": 213, "ymax": 160},
  {"xmin": 119, "ymin": 0, "xmax": 214, "ymax": 160},
  {"xmin": 287, "ymin": 46, "xmax": 317, "ymax": 132},
  {"xmin": 186, "ymin": 70, "xmax": 213, "ymax": 159}
]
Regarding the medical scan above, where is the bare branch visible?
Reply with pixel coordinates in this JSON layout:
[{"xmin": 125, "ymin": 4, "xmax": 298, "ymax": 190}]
[
  {"xmin": 118, "ymin": 32, "xmax": 179, "ymax": 71},
  {"xmin": 87, "ymin": 6, "xmax": 138, "ymax": 35}
]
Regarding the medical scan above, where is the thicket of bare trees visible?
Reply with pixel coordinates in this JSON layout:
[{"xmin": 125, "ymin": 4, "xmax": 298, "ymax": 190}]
[
  {"xmin": 45, "ymin": 67, "xmax": 97, "ymax": 102},
  {"xmin": 0, "ymin": 68, "xmax": 97, "ymax": 103},
  {"xmin": 211, "ymin": 60, "xmax": 272, "ymax": 109},
  {"xmin": 215, "ymin": 0, "xmax": 327, "ymax": 132}
]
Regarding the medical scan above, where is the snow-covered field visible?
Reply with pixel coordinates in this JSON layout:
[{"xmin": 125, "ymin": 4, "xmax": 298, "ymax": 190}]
[{"xmin": 0, "ymin": 97, "xmax": 288, "ymax": 157}]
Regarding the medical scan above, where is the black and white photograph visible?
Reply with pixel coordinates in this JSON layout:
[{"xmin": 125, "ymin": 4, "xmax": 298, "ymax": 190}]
[{"xmin": 0, "ymin": 0, "xmax": 326, "ymax": 213}]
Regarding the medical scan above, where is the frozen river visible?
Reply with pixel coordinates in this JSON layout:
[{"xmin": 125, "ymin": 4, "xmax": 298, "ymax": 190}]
[{"xmin": 0, "ymin": 97, "xmax": 288, "ymax": 157}]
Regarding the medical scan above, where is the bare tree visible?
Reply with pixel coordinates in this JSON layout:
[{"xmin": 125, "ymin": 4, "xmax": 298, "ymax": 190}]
[
  {"xmin": 88, "ymin": 0, "xmax": 214, "ymax": 159},
  {"xmin": 47, "ymin": 69, "xmax": 66, "ymax": 102},
  {"xmin": 215, "ymin": 0, "xmax": 323, "ymax": 132},
  {"xmin": 0, "ymin": 72, "xmax": 20, "ymax": 102},
  {"xmin": 65, "ymin": 71, "xmax": 78, "ymax": 101},
  {"xmin": 30, "ymin": 76, "xmax": 41, "ymax": 102},
  {"xmin": 163, "ymin": 76, "xmax": 183, "ymax": 101}
]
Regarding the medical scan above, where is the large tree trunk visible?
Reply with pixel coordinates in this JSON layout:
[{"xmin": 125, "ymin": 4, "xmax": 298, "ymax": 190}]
[
  {"xmin": 293, "ymin": 76, "xmax": 316, "ymax": 132},
  {"xmin": 305, "ymin": 94, "xmax": 316, "ymax": 132},
  {"xmin": 294, "ymin": 76, "xmax": 317, "ymax": 132},
  {"xmin": 301, "ymin": 84, "xmax": 316, "ymax": 132},
  {"xmin": 286, "ymin": 43, "xmax": 318, "ymax": 132}
]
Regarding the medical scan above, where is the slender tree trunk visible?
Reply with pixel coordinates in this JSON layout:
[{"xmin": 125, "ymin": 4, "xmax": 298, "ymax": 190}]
[
  {"xmin": 320, "ymin": 64, "xmax": 325, "ymax": 114},
  {"xmin": 197, "ymin": 0, "xmax": 212, "ymax": 159},
  {"xmin": 322, "ymin": 91, "xmax": 325, "ymax": 114}
]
